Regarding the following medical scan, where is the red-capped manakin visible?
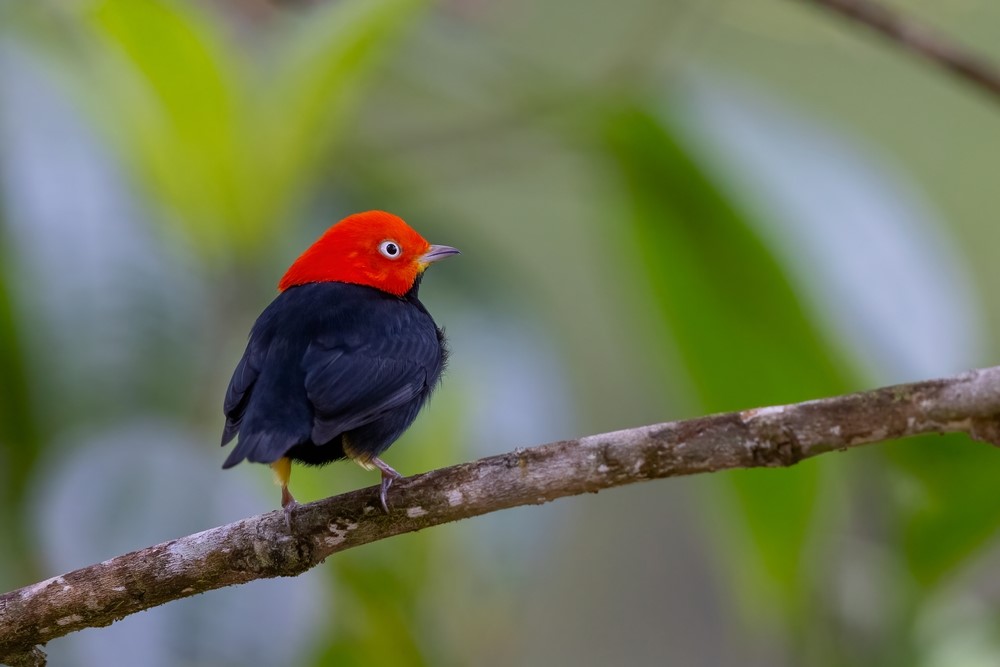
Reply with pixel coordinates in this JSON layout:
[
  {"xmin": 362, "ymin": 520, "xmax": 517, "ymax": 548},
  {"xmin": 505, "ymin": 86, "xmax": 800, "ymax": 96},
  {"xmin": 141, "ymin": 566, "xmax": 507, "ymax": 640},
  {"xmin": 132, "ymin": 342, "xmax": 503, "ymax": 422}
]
[{"xmin": 221, "ymin": 211, "xmax": 459, "ymax": 515}]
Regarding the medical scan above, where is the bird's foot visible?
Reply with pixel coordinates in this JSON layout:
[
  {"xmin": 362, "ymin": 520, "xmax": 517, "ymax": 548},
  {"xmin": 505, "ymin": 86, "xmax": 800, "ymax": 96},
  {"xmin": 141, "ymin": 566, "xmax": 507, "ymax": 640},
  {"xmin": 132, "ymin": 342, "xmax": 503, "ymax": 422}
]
[
  {"xmin": 281, "ymin": 486, "xmax": 299, "ymax": 530},
  {"xmin": 371, "ymin": 457, "xmax": 402, "ymax": 514},
  {"xmin": 282, "ymin": 500, "xmax": 301, "ymax": 531}
]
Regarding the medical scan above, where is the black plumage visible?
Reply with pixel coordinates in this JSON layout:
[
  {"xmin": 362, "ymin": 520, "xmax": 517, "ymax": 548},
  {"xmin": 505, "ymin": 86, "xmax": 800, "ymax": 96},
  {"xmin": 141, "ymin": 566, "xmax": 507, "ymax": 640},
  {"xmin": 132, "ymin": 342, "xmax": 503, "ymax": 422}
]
[{"xmin": 221, "ymin": 280, "xmax": 446, "ymax": 472}]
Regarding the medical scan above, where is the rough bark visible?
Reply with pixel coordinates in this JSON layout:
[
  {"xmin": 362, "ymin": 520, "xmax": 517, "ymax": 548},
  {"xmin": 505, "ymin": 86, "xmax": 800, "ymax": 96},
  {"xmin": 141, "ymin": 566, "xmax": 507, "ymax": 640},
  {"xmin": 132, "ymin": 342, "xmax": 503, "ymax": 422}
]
[{"xmin": 3, "ymin": 365, "xmax": 1000, "ymax": 665}]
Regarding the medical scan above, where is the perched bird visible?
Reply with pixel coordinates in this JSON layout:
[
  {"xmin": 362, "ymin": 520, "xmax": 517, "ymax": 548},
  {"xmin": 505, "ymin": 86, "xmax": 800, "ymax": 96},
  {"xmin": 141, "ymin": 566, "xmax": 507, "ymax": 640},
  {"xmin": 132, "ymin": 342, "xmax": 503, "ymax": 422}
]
[{"xmin": 221, "ymin": 211, "xmax": 459, "ymax": 514}]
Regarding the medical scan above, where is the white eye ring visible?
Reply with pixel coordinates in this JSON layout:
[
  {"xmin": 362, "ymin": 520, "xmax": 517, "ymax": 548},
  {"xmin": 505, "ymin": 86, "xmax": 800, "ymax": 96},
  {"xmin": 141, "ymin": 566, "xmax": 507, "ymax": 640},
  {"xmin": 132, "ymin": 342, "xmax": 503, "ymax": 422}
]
[{"xmin": 379, "ymin": 240, "xmax": 402, "ymax": 260}]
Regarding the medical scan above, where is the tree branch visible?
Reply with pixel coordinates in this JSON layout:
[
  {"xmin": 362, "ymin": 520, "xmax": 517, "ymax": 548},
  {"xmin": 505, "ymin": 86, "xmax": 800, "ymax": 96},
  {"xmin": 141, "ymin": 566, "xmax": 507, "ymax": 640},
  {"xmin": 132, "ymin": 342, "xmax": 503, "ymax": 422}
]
[
  {"xmin": 4, "ymin": 365, "xmax": 1000, "ymax": 665},
  {"xmin": 797, "ymin": 0, "xmax": 1000, "ymax": 102}
]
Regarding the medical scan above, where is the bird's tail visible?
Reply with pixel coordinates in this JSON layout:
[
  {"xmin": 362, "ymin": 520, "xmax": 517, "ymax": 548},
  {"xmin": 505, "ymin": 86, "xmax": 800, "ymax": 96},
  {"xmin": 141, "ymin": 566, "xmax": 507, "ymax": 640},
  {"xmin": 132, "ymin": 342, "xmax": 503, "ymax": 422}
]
[{"xmin": 222, "ymin": 429, "xmax": 303, "ymax": 468}]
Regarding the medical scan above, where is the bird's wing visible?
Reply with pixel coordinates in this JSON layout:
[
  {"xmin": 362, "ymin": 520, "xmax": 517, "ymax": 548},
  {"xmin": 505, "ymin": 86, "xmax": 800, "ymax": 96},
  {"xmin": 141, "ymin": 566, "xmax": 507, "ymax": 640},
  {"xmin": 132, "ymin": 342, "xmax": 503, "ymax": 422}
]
[
  {"xmin": 303, "ymin": 328, "xmax": 439, "ymax": 444},
  {"xmin": 220, "ymin": 333, "xmax": 265, "ymax": 445}
]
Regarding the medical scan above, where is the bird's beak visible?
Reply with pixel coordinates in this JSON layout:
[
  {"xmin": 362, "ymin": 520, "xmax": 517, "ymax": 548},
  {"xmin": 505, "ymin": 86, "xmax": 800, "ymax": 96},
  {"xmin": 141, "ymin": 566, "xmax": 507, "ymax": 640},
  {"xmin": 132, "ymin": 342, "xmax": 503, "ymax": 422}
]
[{"xmin": 420, "ymin": 244, "xmax": 461, "ymax": 266}]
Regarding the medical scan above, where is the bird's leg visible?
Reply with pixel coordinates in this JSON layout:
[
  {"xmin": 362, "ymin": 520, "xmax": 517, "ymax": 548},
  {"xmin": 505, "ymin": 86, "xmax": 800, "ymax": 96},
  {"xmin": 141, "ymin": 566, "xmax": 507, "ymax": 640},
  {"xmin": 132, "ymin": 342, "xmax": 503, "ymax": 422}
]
[
  {"xmin": 271, "ymin": 458, "xmax": 299, "ymax": 529},
  {"xmin": 280, "ymin": 485, "xmax": 297, "ymax": 509},
  {"xmin": 371, "ymin": 457, "xmax": 402, "ymax": 514}
]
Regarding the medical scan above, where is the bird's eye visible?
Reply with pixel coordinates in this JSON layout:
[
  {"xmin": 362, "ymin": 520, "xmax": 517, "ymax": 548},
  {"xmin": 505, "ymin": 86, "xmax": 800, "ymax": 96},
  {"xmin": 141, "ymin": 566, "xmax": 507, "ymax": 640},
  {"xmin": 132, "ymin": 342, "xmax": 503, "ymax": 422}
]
[{"xmin": 379, "ymin": 240, "xmax": 402, "ymax": 260}]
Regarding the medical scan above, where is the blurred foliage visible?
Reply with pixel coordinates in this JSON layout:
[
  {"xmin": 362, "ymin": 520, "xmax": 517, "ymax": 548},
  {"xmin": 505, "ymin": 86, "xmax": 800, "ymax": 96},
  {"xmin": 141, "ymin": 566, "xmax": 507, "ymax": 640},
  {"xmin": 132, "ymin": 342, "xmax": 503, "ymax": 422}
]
[
  {"xmin": 887, "ymin": 435, "xmax": 1000, "ymax": 586},
  {"xmin": 0, "ymin": 196, "xmax": 43, "ymax": 583},
  {"xmin": 1, "ymin": 0, "xmax": 1000, "ymax": 666},
  {"xmin": 605, "ymin": 105, "xmax": 848, "ymax": 617},
  {"xmin": 604, "ymin": 102, "xmax": 1000, "ymax": 665},
  {"xmin": 14, "ymin": 0, "xmax": 426, "ymax": 258}
]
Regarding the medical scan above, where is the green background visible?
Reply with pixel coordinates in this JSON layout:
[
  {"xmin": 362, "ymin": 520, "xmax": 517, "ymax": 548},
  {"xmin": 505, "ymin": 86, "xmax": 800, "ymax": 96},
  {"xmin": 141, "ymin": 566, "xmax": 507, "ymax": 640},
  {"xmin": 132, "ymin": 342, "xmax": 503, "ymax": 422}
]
[{"xmin": 1, "ymin": 1, "xmax": 999, "ymax": 665}]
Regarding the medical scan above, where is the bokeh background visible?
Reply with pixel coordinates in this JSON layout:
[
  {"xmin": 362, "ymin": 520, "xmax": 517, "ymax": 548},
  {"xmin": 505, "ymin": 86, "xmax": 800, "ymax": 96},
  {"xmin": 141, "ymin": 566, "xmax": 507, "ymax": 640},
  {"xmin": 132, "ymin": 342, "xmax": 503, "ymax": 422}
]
[{"xmin": 2, "ymin": 0, "xmax": 1000, "ymax": 665}]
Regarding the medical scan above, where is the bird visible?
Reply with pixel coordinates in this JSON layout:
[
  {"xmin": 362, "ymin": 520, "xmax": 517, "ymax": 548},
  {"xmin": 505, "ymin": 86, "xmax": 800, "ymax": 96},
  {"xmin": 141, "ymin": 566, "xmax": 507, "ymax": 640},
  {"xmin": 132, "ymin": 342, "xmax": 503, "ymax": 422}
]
[{"xmin": 220, "ymin": 210, "xmax": 459, "ymax": 516}]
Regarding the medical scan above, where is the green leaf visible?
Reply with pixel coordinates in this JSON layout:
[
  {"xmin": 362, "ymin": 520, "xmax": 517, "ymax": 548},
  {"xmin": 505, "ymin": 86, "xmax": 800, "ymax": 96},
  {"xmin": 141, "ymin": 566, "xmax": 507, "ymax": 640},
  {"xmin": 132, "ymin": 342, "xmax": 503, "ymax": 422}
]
[
  {"xmin": 603, "ymin": 105, "xmax": 852, "ymax": 614},
  {"xmin": 31, "ymin": 0, "xmax": 426, "ymax": 257},
  {"xmin": 0, "ymin": 202, "xmax": 43, "ymax": 585},
  {"xmin": 313, "ymin": 542, "xmax": 433, "ymax": 667},
  {"xmin": 83, "ymin": 0, "xmax": 247, "ymax": 250},
  {"xmin": 886, "ymin": 434, "xmax": 1000, "ymax": 586},
  {"xmin": 256, "ymin": 0, "xmax": 426, "ymax": 215}
]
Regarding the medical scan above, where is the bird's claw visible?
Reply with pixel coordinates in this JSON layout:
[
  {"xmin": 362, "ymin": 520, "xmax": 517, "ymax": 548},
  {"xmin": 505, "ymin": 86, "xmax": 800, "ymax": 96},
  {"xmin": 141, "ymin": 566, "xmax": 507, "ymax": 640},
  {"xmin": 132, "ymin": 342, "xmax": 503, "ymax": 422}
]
[
  {"xmin": 379, "ymin": 477, "xmax": 393, "ymax": 514},
  {"xmin": 282, "ymin": 499, "xmax": 300, "ymax": 531},
  {"xmin": 372, "ymin": 457, "xmax": 402, "ymax": 514},
  {"xmin": 280, "ymin": 485, "xmax": 299, "ymax": 531}
]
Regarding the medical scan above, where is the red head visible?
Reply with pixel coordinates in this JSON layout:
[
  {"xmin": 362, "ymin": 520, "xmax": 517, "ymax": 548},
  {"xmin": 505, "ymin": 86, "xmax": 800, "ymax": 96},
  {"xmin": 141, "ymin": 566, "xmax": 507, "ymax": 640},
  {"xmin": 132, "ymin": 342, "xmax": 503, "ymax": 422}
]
[{"xmin": 278, "ymin": 211, "xmax": 459, "ymax": 297}]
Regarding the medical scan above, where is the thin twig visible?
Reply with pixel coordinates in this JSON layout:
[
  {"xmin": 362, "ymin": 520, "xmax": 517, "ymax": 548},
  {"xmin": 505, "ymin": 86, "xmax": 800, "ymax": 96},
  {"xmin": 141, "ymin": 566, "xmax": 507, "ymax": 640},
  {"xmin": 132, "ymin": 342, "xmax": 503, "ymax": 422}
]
[
  {"xmin": 3, "ymin": 365, "xmax": 1000, "ymax": 665},
  {"xmin": 799, "ymin": 0, "xmax": 1000, "ymax": 101}
]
